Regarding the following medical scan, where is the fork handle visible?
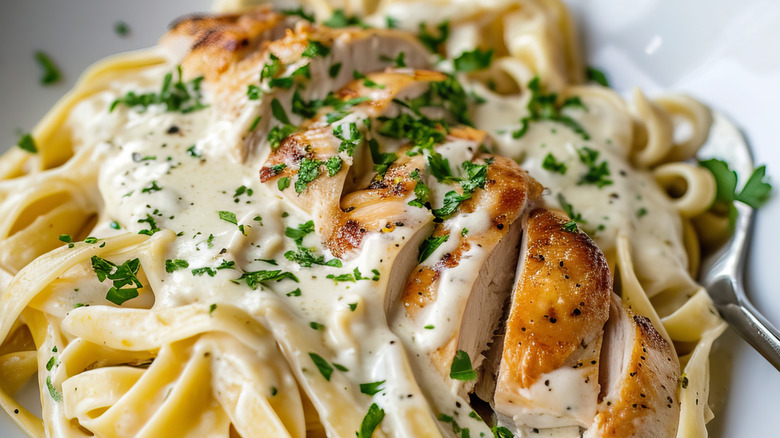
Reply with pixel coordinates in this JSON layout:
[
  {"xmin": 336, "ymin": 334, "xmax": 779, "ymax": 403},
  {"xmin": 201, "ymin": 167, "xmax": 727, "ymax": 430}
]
[{"xmin": 719, "ymin": 301, "xmax": 780, "ymax": 371}]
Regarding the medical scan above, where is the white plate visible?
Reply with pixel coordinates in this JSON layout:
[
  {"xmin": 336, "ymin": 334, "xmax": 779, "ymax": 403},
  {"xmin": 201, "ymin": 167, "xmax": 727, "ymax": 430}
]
[{"xmin": 1, "ymin": 1, "xmax": 778, "ymax": 436}]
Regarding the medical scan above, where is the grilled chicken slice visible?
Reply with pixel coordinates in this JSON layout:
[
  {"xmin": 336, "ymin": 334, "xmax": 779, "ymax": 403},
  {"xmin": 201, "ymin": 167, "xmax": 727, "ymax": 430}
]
[
  {"xmin": 493, "ymin": 209, "xmax": 611, "ymax": 430},
  {"xmin": 584, "ymin": 294, "xmax": 680, "ymax": 438},
  {"xmin": 162, "ymin": 11, "xmax": 431, "ymax": 161},
  {"xmin": 259, "ymin": 70, "xmax": 473, "ymax": 262},
  {"xmin": 397, "ymin": 155, "xmax": 542, "ymax": 395}
]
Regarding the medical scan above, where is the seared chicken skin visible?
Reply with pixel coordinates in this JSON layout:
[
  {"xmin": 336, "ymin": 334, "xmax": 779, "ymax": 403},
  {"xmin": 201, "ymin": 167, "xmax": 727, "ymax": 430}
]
[
  {"xmin": 584, "ymin": 294, "xmax": 681, "ymax": 438},
  {"xmin": 493, "ymin": 209, "xmax": 611, "ymax": 430}
]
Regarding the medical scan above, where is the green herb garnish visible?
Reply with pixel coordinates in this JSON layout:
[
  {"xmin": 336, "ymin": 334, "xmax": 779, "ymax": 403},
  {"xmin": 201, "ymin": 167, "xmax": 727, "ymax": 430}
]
[
  {"xmin": 512, "ymin": 77, "xmax": 588, "ymax": 140},
  {"xmin": 357, "ymin": 403, "xmax": 385, "ymax": 438},
  {"xmin": 309, "ymin": 353, "xmax": 334, "ymax": 380},
  {"xmin": 449, "ymin": 350, "xmax": 477, "ymax": 381},
  {"xmin": 418, "ymin": 234, "xmax": 449, "ymax": 263},
  {"xmin": 454, "ymin": 48, "xmax": 493, "ymax": 72},
  {"xmin": 359, "ymin": 380, "xmax": 386, "ymax": 396},
  {"xmin": 165, "ymin": 259, "xmax": 189, "ymax": 273},
  {"xmin": 17, "ymin": 133, "xmax": 37, "ymax": 153},
  {"xmin": 35, "ymin": 51, "xmax": 61, "ymax": 85}
]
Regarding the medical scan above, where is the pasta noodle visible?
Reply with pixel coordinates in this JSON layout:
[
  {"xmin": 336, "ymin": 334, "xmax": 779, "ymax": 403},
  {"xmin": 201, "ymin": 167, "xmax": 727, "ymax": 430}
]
[{"xmin": 0, "ymin": 1, "xmax": 730, "ymax": 437}]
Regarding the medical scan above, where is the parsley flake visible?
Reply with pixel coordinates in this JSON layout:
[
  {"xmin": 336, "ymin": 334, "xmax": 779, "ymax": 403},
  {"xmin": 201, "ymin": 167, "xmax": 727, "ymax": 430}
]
[
  {"xmin": 360, "ymin": 380, "xmax": 386, "ymax": 396},
  {"xmin": 17, "ymin": 133, "xmax": 37, "ymax": 153},
  {"xmin": 454, "ymin": 48, "xmax": 494, "ymax": 72},
  {"xmin": 35, "ymin": 51, "xmax": 61, "ymax": 85},
  {"xmin": 357, "ymin": 403, "xmax": 385, "ymax": 438},
  {"xmin": 418, "ymin": 234, "xmax": 449, "ymax": 263},
  {"xmin": 309, "ymin": 352, "xmax": 334, "ymax": 381},
  {"xmin": 449, "ymin": 350, "xmax": 477, "ymax": 381}
]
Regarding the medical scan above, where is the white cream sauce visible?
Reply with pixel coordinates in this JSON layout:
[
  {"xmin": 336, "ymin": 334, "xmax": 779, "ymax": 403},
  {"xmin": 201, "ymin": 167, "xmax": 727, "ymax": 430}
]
[{"xmin": 60, "ymin": 42, "xmax": 695, "ymax": 436}]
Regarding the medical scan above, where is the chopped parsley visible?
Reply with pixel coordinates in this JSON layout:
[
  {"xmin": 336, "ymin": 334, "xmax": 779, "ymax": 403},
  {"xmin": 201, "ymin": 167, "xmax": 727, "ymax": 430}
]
[
  {"xmin": 277, "ymin": 176, "xmax": 291, "ymax": 191},
  {"xmin": 186, "ymin": 145, "xmax": 201, "ymax": 158},
  {"xmin": 326, "ymin": 273, "xmax": 357, "ymax": 284},
  {"xmin": 309, "ymin": 353, "xmax": 334, "ymax": 380},
  {"xmin": 408, "ymin": 169, "xmax": 431, "ymax": 208},
  {"xmin": 418, "ymin": 21, "xmax": 450, "ymax": 53},
  {"xmin": 636, "ymin": 207, "xmax": 648, "ymax": 218},
  {"xmin": 427, "ymin": 153, "xmax": 458, "ymax": 184},
  {"xmin": 137, "ymin": 214, "xmax": 160, "ymax": 235},
  {"xmin": 586, "ymin": 66, "xmax": 610, "ymax": 87},
  {"xmin": 431, "ymin": 158, "xmax": 493, "ymax": 219},
  {"xmin": 512, "ymin": 77, "xmax": 589, "ymax": 140},
  {"xmin": 310, "ymin": 321, "xmax": 325, "ymax": 330},
  {"xmin": 359, "ymin": 380, "xmax": 386, "ymax": 396},
  {"xmin": 271, "ymin": 98, "xmax": 291, "ymax": 124},
  {"xmin": 418, "ymin": 234, "xmax": 449, "ymax": 263},
  {"xmin": 17, "ymin": 133, "xmax": 37, "ymax": 153},
  {"xmin": 333, "ymin": 122, "xmax": 364, "ymax": 156},
  {"xmin": 114, "ymin": 21, "xmax": 130, "ymax": 37},
  {"xmin": 35, "ymin": 51, "xmax": 61, "ymax": 85},
  {"xmin": 302, "ymin": 40, "xmax": 331, "ymax": 58},
  {"xmin": 453, "ymin": 48, "xmax": 494, "ymax": 72},
  {"xmin": 284, "ymin": 221, "xmax": 342, "ymax": 268},
  {"xmin": 192, "ymin": 267, "xmax": 217, "ymax": 277},
  {"xmin": 449, "ymin": 350, "xmax": 477, "ymax": 381},
  {"xmin": 247, "ymin": 84, "xmax": 262, "ymax": 100},
  {"xmin": 261, "ymin": 54, "xmax": 283, "ymax": 81},
  {"xmin": 438, "ymin": 414, "xmax": 470, "ymax": 437},
  {"xmin": 381, "ymin": 52, "xmax": 407, "ymax": 68},
  {"xmin": 218, "ymin": 210, "xmax": 238, "ymax": 225},
  {"xmin": 294, "ymin": 158, "xmax": 324, "ymax": 193},
  {"xmin": 287, "ymin": 288, "xmax": 302, "ymax": 297},
  {"xmin": 248, "ymin": 115, "xmax": 262, "ymax": 132},
  {"xmin": 91, "ymin": 256, "xmax": 143, "ymax": 305},
  {"xmin": 378, "ymin": 112, "xmax": 445, "ymax": 154},
  {"xmin": 562, "ymin": 221, "xmax": 579, "ymax": 232},
  {"xmin": 577, "ymin": 147, "xmax": 612, "ymax": 188},
  {"xmin": 325, "ymin": 156, "xmax": 343, "ymax": 176},
  {"xmin": 140, "ymin": 180, "xmax": 162, "ymax": 194},
  {"xmin": 557, "ymin": 193, "xmax": 586, "ymax": 223},
  {"xmin": 46, "ymin": 376, "xmax": 62, "ymax": 402},
  {"xmin": 357, "ymin": 403, "xmax": 385, "ymax": 438},
  {"xmin": 165, "ymin": 259, "xmax": 189, "ymax": 273},
  {"xmin": 233, "ymin": 270, "xmax": 299, "ymax": 290},
  {"xmin": 292, "ymin": 91, "xmax": 370, "ymax": 123},
  {"xmin": 324, "ymin": 9, "xmax": 367, "ymax": 28},
  {"xmin": 329, "ymin": 62, "xmax": 342, "ymax": 78},
  {"xmin": 542, "ymin": 153, "xmax": 567, "ymax": 174},
  {"xmin": 353, "ymin": 70, "xmax": 386, "ymax": 89},
  {"xmin": 209, "ymin": 303, "xmax": 217, "ymax": 314},
  {"xmin": 491, "ymin": 425, "xmax": 515, "ymax": 438},
  {"xmin": 110, "ymin": 66, "xmax": 207, "ymax": 114},
  {"xmin": 368, "ymin": 139, "xmax": 397, "ymax": 176}
]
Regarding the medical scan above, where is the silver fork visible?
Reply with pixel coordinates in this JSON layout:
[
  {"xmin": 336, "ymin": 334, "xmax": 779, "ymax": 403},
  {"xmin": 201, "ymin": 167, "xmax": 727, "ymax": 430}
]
[{"xmin": 698, "ymin": 112, "xmax": 780, "ymax": 371}]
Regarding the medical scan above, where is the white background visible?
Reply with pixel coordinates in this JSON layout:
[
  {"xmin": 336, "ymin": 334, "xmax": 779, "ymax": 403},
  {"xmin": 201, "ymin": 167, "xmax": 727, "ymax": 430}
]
[{"xmin": 1, "ymin": 0, "xmax": 779, "ymax": 436}]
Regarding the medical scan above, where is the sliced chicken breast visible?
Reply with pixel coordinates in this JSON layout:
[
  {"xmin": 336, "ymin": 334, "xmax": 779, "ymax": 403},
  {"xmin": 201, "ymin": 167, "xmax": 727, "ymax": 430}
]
[
  {"xmin": 493, "ymin": 209, "xmax": 611, "ymax": 430},
  {"xmin": 162, "ymin": 11, "xmax": 432, "ymax": 162},
  {"xmin": 258, "ymin": 70, "xmax": 469, "ymax": 261},
  {"xmin": 398, "ymin": 155, "xmax": 542, "ymax": 395},
  {"xmin": 584, "ymin": 294, "xmax": 680, "ymax": 438}
]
